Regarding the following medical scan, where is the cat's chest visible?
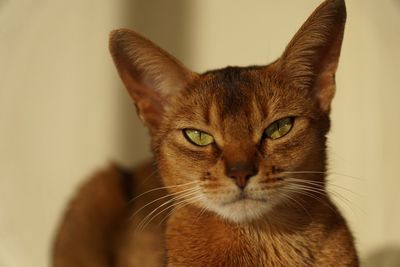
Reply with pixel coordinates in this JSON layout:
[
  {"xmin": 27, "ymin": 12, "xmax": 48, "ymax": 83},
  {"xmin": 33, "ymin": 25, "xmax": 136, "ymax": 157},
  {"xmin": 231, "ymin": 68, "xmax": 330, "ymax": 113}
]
[{"xmin": 166, "ymin": 213, "xmax": 316, "ymax": 267}]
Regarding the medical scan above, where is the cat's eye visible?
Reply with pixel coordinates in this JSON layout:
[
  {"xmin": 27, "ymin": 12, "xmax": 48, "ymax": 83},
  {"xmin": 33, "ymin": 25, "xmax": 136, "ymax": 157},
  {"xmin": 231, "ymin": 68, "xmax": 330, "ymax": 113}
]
[
  {"xmin": 183, "ymin": 129, "xmax": 214, "ymax": 146},
  {"xmin": 264, "ymin": 117, "xmax": 294, "ymax": 140}
]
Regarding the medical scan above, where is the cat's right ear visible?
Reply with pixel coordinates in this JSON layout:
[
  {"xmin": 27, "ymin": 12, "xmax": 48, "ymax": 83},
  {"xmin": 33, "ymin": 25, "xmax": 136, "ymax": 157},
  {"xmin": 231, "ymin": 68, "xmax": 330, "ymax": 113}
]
[{"xmin": 109, "ymin": 29, "xmax": 195, "ymax": 133}]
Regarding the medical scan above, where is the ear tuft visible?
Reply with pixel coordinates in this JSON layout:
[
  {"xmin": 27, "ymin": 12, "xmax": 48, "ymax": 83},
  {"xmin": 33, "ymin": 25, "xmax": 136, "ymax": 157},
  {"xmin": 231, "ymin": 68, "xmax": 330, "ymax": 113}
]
[
  {"xmin": 109, "ymin": 29, "xmax": 195, "ymax": 132},
  {"xmin": 277, "ymin": 0, "xmax": 347, "ymax": 113}
]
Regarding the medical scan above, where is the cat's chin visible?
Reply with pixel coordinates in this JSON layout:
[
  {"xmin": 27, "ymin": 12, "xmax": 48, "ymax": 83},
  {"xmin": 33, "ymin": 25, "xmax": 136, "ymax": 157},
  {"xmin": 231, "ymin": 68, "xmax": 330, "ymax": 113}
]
[{"xmin": 205, "ymin": 198, "xmax": 272, "ymax": 224}]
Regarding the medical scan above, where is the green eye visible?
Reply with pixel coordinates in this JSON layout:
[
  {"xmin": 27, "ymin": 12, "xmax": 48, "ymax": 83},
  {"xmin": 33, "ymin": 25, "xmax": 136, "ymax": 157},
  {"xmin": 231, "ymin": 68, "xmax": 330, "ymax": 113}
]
[
  {"xmin": 265, "ymin": 117, "xmax": 294, "ymax": 140},
  {"xmin": 183, "ymin": 129, "xmax": 214, "ymax": 146}
]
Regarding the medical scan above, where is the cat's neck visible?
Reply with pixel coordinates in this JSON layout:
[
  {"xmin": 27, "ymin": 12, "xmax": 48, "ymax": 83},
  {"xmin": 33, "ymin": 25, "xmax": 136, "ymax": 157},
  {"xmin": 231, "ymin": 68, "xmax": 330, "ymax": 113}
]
[{"xmin": 165, "ymin": 197, "xmax": 340, "ymax": 267}]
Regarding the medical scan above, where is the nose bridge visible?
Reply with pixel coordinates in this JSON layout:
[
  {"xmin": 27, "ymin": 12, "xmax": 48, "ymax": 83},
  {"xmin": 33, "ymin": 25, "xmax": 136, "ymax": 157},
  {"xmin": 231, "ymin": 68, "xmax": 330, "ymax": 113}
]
[
  {"xmin": 222, "ymin": 142, "xmax": 259, "ymax": 188},
  {"xmin": 220, "ymin": 112, "xmax": 259, "ymax": 187},
  {"xmin": 223, "ymin": 142, "xmax": 255, "ymax": 165}
]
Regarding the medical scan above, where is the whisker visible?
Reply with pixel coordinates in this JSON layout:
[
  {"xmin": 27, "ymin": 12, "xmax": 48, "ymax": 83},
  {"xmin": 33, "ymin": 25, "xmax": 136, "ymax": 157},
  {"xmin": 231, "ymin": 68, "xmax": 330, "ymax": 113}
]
[
  {"xmin": 135, "ymin": 190, "xmax": 200, "ymax": 232},
  {"xmin": 286, "ymin": 177, "xmax": 363, "ymax": 198},
  {"xmin": 129, "ymin": 180, "xmax": 199, "ymax": 204},
  {"xmin": 285, "ymin": 178, "xmax": 364, "ymax": 214},
  {"xmin": 130, "ymin": 187, "xmax": 198, "ymax": 221},
  {"xmin": 266, "ymin": 193, "xmax": 309, "ymax": 233},
  {"xmin": 191, "ymin": 204, "xmax": 209, "ymax": 225},
  {"xmin": 135, "ymin": 169, "xmax": 157, "ymax": 190},
  {"xmin": 282, "ymin": 170, "xmax": 363, "ymax": 181},
  {"xmin": 138, "ymin": 194, "xmax": 202, "ymax": 232},
  {"xmin": 279, "ymin": 191, "xmax": 311, "ymax": 220},
  {"xmin": 326, "ymin": 179, "xmax": 363, "ymax": 198},
  {"xmin": 157, "ymin": 202, "xmax": 182, "ymax": 227},
  {"xmin": 286, "ymin": 183, "xmax": 361, "ymax": 216},
  {"xmin": 326, "ymin": 188, "xmax": 366, "ymax": 215},
  {"xmin": 286, "ymin": 184, "xmax": 330, "ymax": 200},
  {"xmin": 159, "ymin": 196, "xmax": 204, "ymax": 227},
  {"xmin": 285, "ymin": 178, "xmax": 324, "ymax": 187},
  {"xmin": 283, "ymin": 186, "xmax": 339, "ymax": 216}
]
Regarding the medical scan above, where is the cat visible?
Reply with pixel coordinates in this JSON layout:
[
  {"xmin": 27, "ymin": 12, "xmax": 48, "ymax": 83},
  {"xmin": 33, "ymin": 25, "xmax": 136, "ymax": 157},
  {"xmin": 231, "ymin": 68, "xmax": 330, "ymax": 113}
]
[{"xmin": 53, "ymin": 0, "xmax": 358, "ymax": 266}]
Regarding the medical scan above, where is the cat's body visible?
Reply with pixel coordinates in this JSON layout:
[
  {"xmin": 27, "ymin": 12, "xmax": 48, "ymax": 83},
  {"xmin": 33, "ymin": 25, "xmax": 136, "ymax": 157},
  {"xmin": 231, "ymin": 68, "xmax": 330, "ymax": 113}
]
[
  {"xmin": 53, "ymin": 0, "xmax": 359, "ymax": 266},
  {"xmin": 53, "ymin": 162, "xmax": 167, "ymax": 267}
]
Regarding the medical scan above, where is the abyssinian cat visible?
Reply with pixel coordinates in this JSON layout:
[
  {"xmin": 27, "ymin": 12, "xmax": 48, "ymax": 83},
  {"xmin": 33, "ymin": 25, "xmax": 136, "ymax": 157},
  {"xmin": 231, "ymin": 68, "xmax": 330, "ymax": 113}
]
[{"xmin": 53, "ymin": 0, "xmax": 358, "ymax": 266}]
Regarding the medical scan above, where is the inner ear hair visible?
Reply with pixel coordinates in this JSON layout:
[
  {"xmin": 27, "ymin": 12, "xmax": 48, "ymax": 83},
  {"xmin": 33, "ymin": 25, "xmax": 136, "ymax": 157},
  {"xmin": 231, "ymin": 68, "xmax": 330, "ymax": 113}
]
[
  {"xmin": 276, "ymin": 0, "xmax": 346, "ymax": 113},
  {"xmin": 109, "ymin": 29, "xmax": 196, "ymax": 133}
]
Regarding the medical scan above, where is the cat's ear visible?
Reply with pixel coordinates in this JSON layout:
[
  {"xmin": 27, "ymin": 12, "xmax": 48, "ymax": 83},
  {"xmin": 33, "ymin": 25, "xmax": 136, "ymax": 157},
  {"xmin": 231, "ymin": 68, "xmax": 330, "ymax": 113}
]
[
  {"xmin": 109, "ymin": 29, "xmax": 195, "ymax": 133},
  {"xmin": 276, "ymin": 0, "xmax": 346, "ymax": 113}
]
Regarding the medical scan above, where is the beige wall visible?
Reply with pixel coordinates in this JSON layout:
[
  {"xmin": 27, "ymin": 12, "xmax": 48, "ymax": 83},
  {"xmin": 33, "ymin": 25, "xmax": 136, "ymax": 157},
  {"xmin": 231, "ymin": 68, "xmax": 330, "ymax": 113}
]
[
  {"xmin": 0, "ymin": 1, "xmax": 148, "ymax": 266},
  {"xmin": 1, "ymin": 0, "xmax": 400, "ymax": 266}
]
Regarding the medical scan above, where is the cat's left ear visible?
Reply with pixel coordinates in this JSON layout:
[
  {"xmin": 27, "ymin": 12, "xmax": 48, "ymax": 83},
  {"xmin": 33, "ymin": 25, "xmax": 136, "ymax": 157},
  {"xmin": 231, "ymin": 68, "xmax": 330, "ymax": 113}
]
[
  {"xmin": 276, "ymin": 0, "xmax": 346, "ymax": 113},
  {"xmin": 109, "ymin": 29, "xmax": 196, "ymax": 134}
]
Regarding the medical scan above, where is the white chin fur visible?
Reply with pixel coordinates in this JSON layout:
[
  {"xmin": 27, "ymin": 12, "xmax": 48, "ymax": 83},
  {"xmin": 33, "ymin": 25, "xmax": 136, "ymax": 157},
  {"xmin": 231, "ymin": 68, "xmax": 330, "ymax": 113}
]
[{"xmin": 204, "ymin": 198, "xmax": 272, "ymax": 223}]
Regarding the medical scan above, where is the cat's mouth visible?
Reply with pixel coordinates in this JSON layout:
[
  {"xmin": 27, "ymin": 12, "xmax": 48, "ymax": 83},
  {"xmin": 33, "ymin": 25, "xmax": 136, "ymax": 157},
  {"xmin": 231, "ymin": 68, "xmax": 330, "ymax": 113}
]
[
  {"xmin": 221, "ymin": 193, "xmax": 267, "ymax": 206},
  {"xmin": 208, "ymin": 194, "xmax": 271, "ymax": 223},
  {"xmin": 199, "ymin": 183, "xmax": 273, "ymax": 222},
  {"xmin": 224, "ymin": 199, "xmax": 266, "ymax": 210}
]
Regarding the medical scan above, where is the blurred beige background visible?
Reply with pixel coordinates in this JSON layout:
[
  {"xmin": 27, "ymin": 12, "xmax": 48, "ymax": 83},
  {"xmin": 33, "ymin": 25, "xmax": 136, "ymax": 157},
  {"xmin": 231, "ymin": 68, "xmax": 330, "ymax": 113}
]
[{"xmin": 1, "ymin": 0, "xmax": 400, "ymax": 266}]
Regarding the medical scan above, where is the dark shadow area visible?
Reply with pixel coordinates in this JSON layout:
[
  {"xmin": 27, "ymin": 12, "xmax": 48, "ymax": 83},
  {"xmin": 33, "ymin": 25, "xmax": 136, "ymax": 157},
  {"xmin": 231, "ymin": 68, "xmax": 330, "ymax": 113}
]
[
  {"xmin": 114, "ymin": 0, "xmax": 192, "ymax": 165},
  {"xmin": 363, "ymin": 246, "xmax": 400, "ymax": 267}
]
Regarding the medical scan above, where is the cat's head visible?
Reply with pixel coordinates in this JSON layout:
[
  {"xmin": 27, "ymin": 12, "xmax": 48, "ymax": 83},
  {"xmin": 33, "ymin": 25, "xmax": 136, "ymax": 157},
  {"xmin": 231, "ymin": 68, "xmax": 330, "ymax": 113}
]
[{"xmin": 110, "ymin": 0, "xmax": 346, "ymax": 223}]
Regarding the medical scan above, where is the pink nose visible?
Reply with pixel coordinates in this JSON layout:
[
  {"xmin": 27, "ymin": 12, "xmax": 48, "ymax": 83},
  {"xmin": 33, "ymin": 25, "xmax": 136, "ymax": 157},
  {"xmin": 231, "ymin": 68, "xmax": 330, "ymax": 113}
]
[{"xmin": 226, "ymin": 163, "xmax": 257, "ymax": 189}]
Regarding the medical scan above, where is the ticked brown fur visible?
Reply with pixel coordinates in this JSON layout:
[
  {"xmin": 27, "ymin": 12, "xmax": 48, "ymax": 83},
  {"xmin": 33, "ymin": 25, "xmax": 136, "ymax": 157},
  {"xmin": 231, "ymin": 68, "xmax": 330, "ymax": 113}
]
[{"xmin": 53, "ymin": 0, "xmax": 358, "ymax": 266}]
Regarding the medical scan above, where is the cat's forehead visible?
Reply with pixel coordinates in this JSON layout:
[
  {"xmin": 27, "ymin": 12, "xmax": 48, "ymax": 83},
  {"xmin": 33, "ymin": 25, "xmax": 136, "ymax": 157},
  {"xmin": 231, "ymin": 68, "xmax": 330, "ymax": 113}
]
[
  {"xmin": 202, "ymin": 66, "xmax": 265, "ymax": 93},
  {"xmin": 195, "ymin": 66, "xmax": 269, "ymax": 115},
  {"xmin": 179, "ymin": 66, "xmax": 309, "ymax": 118},
  {"xmin": 170, "ymin": 65, "xmax": 313, "ymax": 133}
]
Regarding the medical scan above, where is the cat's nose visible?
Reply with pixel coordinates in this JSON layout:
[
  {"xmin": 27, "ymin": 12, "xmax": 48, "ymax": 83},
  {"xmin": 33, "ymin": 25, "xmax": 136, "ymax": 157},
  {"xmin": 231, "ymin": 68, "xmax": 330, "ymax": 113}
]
[{"xmin": 226, "ymin": 163, "xmax": 258, "ymax": 189}]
